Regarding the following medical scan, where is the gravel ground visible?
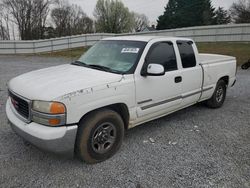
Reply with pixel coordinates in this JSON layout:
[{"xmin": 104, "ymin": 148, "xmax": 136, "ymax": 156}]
[{"xmin": 0, "ymin": 55, "xmax": 249, "ymax": 188}]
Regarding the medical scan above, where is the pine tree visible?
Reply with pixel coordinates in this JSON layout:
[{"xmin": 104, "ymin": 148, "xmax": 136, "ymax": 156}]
[
  {"xmin": 157, "ymin": 0, "xmax": 216, "ymax": 30},
  {"xmin": 156, "ymin": 0, "xmax": 178, "ymax": 29},
  {"xmin": 214, "ymin": 7, "xmax": 231, "ymax": 24},
  {"xmin": 202, "ymin": 0, "xmax": 216, "ymax": 25}
]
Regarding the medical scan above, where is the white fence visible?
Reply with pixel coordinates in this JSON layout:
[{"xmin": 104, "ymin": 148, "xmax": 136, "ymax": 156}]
[{"xmin": 0, "ymin": 24, "xmax": 250, "ymax": 54}]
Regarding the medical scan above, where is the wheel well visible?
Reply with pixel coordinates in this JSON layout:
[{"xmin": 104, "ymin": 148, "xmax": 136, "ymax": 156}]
[
  {"xmin": 219, "ymin": 76, "xmax": 229, "ymax": 86},
  {"xmin": 78, "ymin": 103, "xmax": 130, "ymax": 130}
]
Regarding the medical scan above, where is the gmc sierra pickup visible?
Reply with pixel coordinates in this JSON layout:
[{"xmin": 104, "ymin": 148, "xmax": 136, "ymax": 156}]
[{"xmin": 6, "ymin": 36, "xmax": 237, "ymax": 163}]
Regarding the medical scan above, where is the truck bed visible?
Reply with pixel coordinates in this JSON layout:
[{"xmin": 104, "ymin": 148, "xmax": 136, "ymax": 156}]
[
  {"xmin": 199, "ymin": 53, "xmax": 236, "ymax": 65},
  {"xmin": 198, "ymin": 53, "xmax": 236, "ymax": 101}
]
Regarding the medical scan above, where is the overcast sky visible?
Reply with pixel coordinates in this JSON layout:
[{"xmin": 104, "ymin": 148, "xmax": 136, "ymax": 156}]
[{"xmin": 74, "ymin": 0, "xmax": 238, "ymax": 23}]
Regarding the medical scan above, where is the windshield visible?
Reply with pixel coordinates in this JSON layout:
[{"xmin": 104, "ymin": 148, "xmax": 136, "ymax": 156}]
[{"xmin": 76, "ymin": 40, "xmax": 146, "ymax": 74}]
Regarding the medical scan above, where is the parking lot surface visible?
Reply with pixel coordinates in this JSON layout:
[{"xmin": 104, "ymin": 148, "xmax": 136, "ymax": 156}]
[{"xmin": 0, "ymin": 55, "xmax": 249, "ymax": 188}]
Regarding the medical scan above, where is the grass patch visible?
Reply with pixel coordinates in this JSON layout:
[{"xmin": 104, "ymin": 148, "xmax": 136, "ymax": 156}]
[
  {"xmin": 38, "ymin": 42, "xmax": 250, "ymax": 66},
  {"xmin": 197, "ymin": 42, "xmax": 250, "ymax": 66},
  {"xmin": 38, "ymin": 47, "xmax": 89, "ymax": 60}
]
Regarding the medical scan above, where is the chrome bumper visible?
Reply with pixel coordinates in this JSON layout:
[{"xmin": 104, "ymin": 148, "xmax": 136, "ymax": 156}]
[{"xmin": 6, "ymin": 99, "xmax": 78, "ymax": 157}]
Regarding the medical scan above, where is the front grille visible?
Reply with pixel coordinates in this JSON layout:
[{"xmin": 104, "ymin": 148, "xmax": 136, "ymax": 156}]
[{"xmin": 9, "ymin": 91, "xmax": 30, "ymax": 119}]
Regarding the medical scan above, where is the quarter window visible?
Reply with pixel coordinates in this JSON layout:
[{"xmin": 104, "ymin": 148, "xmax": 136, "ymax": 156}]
[
  {"xmin": 146, "ymin": 42, "xmax": 177, "ymax": 72},
  {"xmin": 177, "ymin": 41, "xmax": 196, "ymax": 68}
]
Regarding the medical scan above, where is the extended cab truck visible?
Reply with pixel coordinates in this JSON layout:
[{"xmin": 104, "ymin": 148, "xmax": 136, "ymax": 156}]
[{"xmin": 6, "ymin": 36, "xmax": 237, "ymax": 163}]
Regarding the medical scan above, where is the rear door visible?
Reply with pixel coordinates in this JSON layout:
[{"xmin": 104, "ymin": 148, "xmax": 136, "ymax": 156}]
[
  {"xmin": 176, "ymin": 41, "xmax": 202, "ymax": 106},
  {"xmin": 135, "ymin": 41, "xmax": 183, "ymax": 118}
]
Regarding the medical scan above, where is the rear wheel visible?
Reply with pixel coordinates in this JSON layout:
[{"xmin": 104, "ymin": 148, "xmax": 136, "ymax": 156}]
[
  {"xmin": 75, "ymin": 109, "xmax": 124, "ymax": 164},
  {"xmin": 241, "ymin": 61, "xmax": 250, "ymax": 70},
  {"xmin": 206, "ymin": 80, "xmax": 227, "ymax": 108}
]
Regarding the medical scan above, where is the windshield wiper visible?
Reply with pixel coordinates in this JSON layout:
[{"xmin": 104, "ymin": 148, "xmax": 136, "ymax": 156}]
[
  {"xmin": 71, "ymin": 62, "xmax": 122, "ymax": 74},
  {"xmin": 87, "ymin": 64, "xmax": 121, "ymax": 74},
  {"xmin": 71, "ymin": 60, "xmax": 87, "ymax": 67}
]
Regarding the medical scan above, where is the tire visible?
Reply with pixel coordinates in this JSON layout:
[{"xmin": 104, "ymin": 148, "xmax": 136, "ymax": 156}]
[
  {"xmin": 241, "ymin": 61, "xmax": 250, "ymax": 70},
  {"xmin": 75, "ymin": 109, "xmax": 124, "ymax": 164},
  {"xmin": 206, "ymin": 80, "xmax": 227, "ymax": 108}
]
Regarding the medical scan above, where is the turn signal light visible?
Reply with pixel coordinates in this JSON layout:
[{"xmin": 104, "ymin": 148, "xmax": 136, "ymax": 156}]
[{"xmin": 50, "ymin": 102, "xmax": 66, "ymax": 114}]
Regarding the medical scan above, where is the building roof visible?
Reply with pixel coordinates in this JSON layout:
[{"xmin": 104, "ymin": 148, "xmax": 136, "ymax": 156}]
[{"xmin": 142, "ymin": 26, "xmax": 156, "ymax": 32}]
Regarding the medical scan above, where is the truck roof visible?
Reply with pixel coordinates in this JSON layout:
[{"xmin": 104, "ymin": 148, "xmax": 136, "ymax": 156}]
[{"xmin": 102, "ymin": 35, "xmax": 192, "ymax": 42}]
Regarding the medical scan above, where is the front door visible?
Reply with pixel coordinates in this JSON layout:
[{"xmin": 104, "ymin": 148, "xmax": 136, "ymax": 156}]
[{"xmin": 135, "ymin": 41, "xmax": 182, "ymax": 119}]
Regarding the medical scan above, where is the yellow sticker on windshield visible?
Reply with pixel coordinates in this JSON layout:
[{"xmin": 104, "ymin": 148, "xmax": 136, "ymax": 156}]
[{"xmin": 121, "ymin": 48, "xmax": 140, "ymax": 53}]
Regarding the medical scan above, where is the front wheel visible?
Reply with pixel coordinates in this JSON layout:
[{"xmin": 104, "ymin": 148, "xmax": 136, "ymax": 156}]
[
  {"xmin": 206, "ymin": 80, "xmax": 227, "ymax": 108},
  {"xmin": 75, "ymin": 109, "xmax": 124, "ymax": 164}
]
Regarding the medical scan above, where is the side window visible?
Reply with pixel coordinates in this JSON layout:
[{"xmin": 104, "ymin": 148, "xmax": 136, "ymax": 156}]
[
  {"xmin": 177, "ymin": 41, "xmax": 196, "ymax": 68},
  {"xmin": 146, "ymin": 42, "xmax": 177, "ymax": 72}
]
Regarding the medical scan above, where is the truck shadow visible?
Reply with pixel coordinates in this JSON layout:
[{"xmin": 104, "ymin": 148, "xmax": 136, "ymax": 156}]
[{"xmin": 125, "ymin": 102, "xmax": 208, "ymax": 140}]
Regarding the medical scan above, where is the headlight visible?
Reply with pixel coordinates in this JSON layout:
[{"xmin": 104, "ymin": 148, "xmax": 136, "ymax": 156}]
[{"xmin": 31, "ymin": 101, "xmax": 66, "ymax": 126}]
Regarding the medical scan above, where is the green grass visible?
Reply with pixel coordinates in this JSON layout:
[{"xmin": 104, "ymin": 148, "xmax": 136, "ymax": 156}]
[
  {"xmin": 39, "ymin": 42, "xmax": 250, "ymax": 66},
  {"xmin": 38, "ymin": 47, "xmax": 88, "ymax": 60},
  {"xmin": 197, "ymin": 42, "xmax": 250, "ymax": 66}
]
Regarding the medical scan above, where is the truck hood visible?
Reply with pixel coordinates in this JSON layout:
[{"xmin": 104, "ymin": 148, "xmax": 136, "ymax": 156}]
[{"xmin": 8, "ymin": 64, "xmax": 123, "ymax": 101}]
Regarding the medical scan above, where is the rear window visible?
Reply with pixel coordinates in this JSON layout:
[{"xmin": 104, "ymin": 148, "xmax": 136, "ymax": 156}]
[{"xmin": 177, "ymin": 41, "xmax": 196, "ymax": 68}]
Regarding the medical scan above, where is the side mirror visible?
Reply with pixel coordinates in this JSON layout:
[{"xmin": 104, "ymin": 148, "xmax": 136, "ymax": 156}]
[{"xmin": 146, "ymin": 64, "xmax": 165, "ymax": 76}]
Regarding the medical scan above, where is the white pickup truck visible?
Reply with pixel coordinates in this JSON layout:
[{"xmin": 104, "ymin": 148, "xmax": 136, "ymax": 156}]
[{"xmin": 6, "ymin": 36, "xmax": 237, "ymax": 163}]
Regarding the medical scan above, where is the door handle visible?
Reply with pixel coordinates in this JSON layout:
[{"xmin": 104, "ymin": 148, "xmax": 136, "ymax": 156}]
[{"xmin": 175, "ymin": 76, "xmax": 182, "ymax": 83}]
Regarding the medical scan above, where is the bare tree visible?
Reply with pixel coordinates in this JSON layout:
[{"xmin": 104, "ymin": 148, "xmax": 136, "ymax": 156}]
[
  {"xmin": 51, "ymin": 1, "xmax": 71, "ymax": 37},
  {"xmin": 230, "ymin": 0, "xmax": 250, "ymax": 23},
  {"xmin": 0, "ymin": 19, "xmax": 9, "ymax": 40},
  {"xmin": 69, "ymin": 4, "xmax": 94, "ymax": 35},
  {"xmin": 132, "ymin": 12, "xmax": 149, "ymax": 32},
  {"xmin": 73, "ymin": 16, "xmax": 94, "ymax": 35},
  {"xmin": 3, "ymin": 0, "xmax": 52, "ymax": 40},
  {"xmin": 94, "ymin": 0, "xmax": 135, "ymax": 33},
  {"xmin": 0, "ymin": 2, "xmax": 10, "ymax": 40},
  {"xmin": 31, "ymin": 0, "xmax": 51, "ymax": 39},
  {"xmin": 51, "ymin": 1, "xmax": 93, "ymax": 37}
]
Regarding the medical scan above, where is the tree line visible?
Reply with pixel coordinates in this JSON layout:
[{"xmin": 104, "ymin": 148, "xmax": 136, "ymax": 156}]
[
  {"xmin": 157, "ymin": 0, "xmax": 250, "ymax": 29},
  {"xmin": 0, "ymin": 0, "xmax": 250, "ymax": 40},
  {"xmin": 0, "ymin": 0, "xmax": 149, "ymax": 40}
]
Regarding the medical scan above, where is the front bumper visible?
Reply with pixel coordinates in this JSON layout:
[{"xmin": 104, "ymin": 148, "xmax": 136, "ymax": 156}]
[{"xmin": 6, "ymin": 98, "xmax": 78, "ymax": 157}]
